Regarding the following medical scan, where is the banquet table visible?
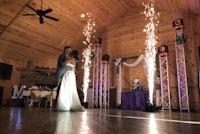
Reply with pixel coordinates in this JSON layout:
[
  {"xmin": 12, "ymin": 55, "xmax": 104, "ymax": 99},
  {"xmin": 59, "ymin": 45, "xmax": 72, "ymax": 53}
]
[
  {"xmin": 22, "ymin": 90, "xmax": 57, "ymax": 98},
  {"xmin": 121, "ymin": 89, "xmax": 149, "ymax": 111}
]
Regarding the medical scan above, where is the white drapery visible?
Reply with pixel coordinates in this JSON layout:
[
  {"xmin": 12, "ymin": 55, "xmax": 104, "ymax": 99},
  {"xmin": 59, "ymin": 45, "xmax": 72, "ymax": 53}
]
[{"xmin": 122, "ymin": 55, "xmax": 145, "ymax": 68}]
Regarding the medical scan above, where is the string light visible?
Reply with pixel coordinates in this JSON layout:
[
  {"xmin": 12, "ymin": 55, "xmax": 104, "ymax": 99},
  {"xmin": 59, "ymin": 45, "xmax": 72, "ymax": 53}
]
[
  {"xmin": 82, "ymin": 13, "xmax": 96, "ymax": 102},
  {"xmin": 142, "ymin": 0, "xmax": 159, "ymax": 104}
]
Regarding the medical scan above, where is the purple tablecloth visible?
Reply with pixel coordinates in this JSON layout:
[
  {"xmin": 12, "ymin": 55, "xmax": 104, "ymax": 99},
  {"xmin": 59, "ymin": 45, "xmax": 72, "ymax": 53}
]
[{"xmin": 121, "ymin": 90, "xmax": 149, "ymax": 111}]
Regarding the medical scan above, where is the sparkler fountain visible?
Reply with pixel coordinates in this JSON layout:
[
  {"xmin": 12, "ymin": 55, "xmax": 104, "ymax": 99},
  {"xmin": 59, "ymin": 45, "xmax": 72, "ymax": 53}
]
[
  {"xmin": 142, "ymin": 0, "xmax": 159, "ymax": 106},
  {"xmin": 82, "ymin": 13, "xmax": 96, "ymax": 103}
]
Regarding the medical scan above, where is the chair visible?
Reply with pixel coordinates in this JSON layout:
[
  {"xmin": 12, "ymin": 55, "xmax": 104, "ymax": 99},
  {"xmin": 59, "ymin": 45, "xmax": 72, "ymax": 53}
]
[
  {"xmin": 45, "ymin": 92, "xmax": 53, "ymax": 108},
  {"xmin": 45, "ymin": 91, "xmax": 57, "ymax": 108},
  {"xmin": 26, "ymin": 91, "xmax": 42, "ymax": 108}
]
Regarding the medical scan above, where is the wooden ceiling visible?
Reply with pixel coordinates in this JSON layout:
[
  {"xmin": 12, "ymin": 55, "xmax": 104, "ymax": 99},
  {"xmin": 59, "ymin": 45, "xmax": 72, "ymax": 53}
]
[{"xmin": 0, "ymin": 0, "xmax": 199, "ymax": 61}]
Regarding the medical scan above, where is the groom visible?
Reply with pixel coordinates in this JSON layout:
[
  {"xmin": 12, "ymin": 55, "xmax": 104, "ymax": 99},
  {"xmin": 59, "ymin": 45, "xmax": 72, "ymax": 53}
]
[{"xmin": 55, "ymin": 46, "xmax": 73, "ymax": 108}]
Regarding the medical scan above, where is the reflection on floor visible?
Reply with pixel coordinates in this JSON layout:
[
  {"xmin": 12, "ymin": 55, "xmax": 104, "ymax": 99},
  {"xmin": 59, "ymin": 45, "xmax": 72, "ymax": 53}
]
[{"xmin": 0, "ymin": 106, "xmax": 200, "ymax": 134}]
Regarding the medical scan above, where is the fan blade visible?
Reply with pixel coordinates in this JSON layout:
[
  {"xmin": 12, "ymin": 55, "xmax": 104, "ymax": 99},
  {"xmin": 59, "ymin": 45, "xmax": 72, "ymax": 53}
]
[
  {"xmin": 22, "ymin": 13, "xmax": 37, "ymax": 16},
  {"xmin": 43, "ymin": 9, "xmax": 53, "ymax": 14},
  {"xmin": 44, "ymin": 15, "xmax": 59, "ymax": 21},
  {"xmin": 26, "ymin": 4, "xmax": 37, "ymax": 12},
  {"xmin": 39, "ymin": 15, "xmax": 44, "ymax": 24}
]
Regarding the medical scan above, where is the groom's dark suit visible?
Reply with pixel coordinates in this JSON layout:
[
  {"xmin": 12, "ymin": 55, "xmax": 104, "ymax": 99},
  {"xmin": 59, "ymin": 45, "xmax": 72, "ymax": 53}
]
[{"xmin": 56, "ymin": 53, "xmax": 66, "ymax": 87}]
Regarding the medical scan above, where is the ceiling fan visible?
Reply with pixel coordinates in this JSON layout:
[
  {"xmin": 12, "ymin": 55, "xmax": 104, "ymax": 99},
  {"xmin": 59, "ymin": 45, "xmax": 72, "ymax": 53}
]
[{"xmin": 22, "ymin": 0, "xmax": 59, "ymax": 24}]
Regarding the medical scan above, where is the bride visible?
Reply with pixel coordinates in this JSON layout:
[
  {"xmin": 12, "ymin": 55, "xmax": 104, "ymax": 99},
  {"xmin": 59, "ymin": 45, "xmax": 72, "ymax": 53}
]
[{"xmin": 56, "ymin": 47, "xmax": 84, "ymax": 111}]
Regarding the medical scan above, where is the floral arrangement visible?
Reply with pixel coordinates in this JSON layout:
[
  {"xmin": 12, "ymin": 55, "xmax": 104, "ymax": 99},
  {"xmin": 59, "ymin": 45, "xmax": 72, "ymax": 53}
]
[{"xmin": 114, "ymin": 58, "xmax": 123, "ymax": 75}]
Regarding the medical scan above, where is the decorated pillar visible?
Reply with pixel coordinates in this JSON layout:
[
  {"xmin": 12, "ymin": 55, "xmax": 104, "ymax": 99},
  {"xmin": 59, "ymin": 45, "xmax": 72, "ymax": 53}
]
[
  {"xmin": 114, "ymin": 58, "xmax": 122, "ymax": 107},
  {"xmin": 158, "ymin": 45, "xmax": 171, "ymax": 110},
  {"xmin": 92, "ymin": 38, "xmax": 102, "ymax": 108},
  {"xmin": 100, "ymin": 57, "xmax": 110, "ymax": 108},
  {"xmin": 173, "ymin": 19, "xmax": 190, "ymax": 112}
]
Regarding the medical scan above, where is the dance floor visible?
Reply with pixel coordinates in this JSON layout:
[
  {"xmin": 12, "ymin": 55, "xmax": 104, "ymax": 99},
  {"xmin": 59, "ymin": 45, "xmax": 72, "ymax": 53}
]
[{"xmin": 0, "ymin": 107, "xmax": 200, "ymax": 134}]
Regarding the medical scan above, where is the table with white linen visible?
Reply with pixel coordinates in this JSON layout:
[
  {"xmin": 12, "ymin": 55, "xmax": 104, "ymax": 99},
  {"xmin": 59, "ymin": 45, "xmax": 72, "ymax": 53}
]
[{"xmin": 22, "ymin": 90, "xmax": 57, "ymax": 107}]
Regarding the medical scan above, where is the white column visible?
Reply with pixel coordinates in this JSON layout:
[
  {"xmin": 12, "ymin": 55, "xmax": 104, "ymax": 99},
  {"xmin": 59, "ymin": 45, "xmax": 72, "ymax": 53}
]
[{"xmin": 116, "ymin": 65, "xmax": 122, "ymax": 107}]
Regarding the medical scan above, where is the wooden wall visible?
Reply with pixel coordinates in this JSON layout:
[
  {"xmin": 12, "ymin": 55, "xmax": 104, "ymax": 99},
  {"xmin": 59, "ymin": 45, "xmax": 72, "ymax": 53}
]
[
  {"xmin": 0, "ymin": 55, "xmax": 58, "ymax": 105},
  {"xmin": 0, "ymin": 50, "xmax": 85, "ymax": 105},
  {"xmin": 0, "ymin": 58, "xmax": 26, "ymax": 105},
  {"xmin": 193, "ymin": 15, "xmax": 200, "ymax": 67},
  {"xmin": 1, "ymin": 6, "xmax": 200, "ymax": 111},
  {"xmin": 100, "ymin": 8, "xmax": 200, "ymax": 110},
  {"xmin": 20, "ymin": 72, "xmax": 56, "ymax": 88}
]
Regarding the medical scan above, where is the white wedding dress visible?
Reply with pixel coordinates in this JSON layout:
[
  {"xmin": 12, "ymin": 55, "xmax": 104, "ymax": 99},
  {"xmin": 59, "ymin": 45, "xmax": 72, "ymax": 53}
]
[{"xmin": 56, "ymin": 63, "xmax": 84, "ymax": 111}]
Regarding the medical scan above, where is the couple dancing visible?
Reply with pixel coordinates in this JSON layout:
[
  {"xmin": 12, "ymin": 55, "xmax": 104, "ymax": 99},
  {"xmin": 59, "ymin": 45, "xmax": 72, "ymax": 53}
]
[{"xmin": 55, "ymin": 46, "xmax": 85, "ymax": 111}]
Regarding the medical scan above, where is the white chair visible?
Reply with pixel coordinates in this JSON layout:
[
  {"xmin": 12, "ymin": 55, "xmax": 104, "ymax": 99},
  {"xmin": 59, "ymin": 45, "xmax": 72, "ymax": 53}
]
[
  {"xmin": 26, "ymin": 92, "xmax": 42, "ymax": 108},
  {"xmin": 45, "ymin": 92, "xmax": 53, "ymax": 108},
  {"xmin": 45, "ymin": 90, "xmax": 57, "ymax": 108}
]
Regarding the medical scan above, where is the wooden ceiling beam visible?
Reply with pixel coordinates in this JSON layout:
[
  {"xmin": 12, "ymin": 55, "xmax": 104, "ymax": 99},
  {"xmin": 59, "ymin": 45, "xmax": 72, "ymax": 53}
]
[{"xmin": 0, "ymin": 0, "xmax": 32, "ymax": 37}]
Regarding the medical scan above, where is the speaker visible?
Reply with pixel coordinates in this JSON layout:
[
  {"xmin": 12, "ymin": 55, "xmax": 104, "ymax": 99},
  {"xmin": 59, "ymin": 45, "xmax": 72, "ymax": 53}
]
[
  {"xmin": 95, "ymin": 37, "xmax": 102, "ymax": 44},
  {"xmin": 145, "ymin": 103, "xmax": 155, "ymax": 112},
  {"xmin": 172, "ymin": 18, "xmax": 184, "ymax": 27},
  {"xmin": 158, "ymin": 45, "xmax": 168, "ymax": 53},
  {"xmin": 102, "ymin": 54, "xmax": 110, "ymax": 61}
]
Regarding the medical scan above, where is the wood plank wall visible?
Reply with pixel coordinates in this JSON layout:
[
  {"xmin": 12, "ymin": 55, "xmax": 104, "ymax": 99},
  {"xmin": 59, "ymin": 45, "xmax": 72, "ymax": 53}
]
[
  {"xmin": 1, "ymin": 7, "xmax": 200, "ymax": 111},
  {"xmin": 0, "ymin": 58, "xmax": 26, "ymax": 105},
  {"xmin": 100, "ymin": 8, "xmax": 200, "ymax": 110}
]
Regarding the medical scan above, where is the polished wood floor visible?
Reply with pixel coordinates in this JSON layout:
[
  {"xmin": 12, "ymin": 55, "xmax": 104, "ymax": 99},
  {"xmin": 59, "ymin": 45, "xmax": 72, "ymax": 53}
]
[{"xmin": 0, "ymin": 106, "xmax": 200, "ymax": 134}]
